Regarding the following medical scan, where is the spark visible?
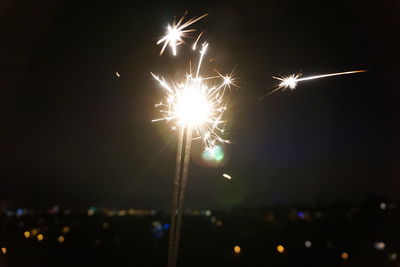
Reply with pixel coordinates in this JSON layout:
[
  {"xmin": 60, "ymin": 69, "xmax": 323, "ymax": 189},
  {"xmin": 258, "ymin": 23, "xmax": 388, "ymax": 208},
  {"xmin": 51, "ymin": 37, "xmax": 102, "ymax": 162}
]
[
  {"xmin": 192, "ymin": 32, "xmax": 204, "ymax": 50},
  {"xmin": 268, "ymin": 70, "xmax": 367, "ymax": 95},
  {"xmin": 215, "ymin": 68, "xmax": 240, "ymax": 90},
  {"xmin": 152, "ymin": 42, "xmax": 235, "ymax": 150},
  {"xmin": 157, "ymin": 12, "xmax": 208, "ymax": 56},
  {"xmin": 223, "ymin": 173, "xmax": 231, "ymax": 179}
]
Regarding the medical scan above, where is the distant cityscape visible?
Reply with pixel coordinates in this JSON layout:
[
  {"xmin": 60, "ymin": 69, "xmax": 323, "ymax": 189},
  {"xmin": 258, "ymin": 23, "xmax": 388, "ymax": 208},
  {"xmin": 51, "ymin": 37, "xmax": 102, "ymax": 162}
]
[{"xmin": 1, "ymin": 197, "xmax": 399, "ymax": 266}]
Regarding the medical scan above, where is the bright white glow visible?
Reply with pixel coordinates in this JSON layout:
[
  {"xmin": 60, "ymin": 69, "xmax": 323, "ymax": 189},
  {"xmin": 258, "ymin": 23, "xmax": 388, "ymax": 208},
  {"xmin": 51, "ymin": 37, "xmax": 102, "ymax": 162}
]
[
  {"xmin": 223, "ymin": 76, "xmax": 232, "ymax": 85},
  {"xmin": 152, "ymin": 42, "xmax": 235, "ymax": 150},
  {"xmin": 279, "ymin": 75, "xmax": 299, "ymax": 90},
  {"xmin": 175, "ymin": 86, "xmax": 211, "ymax": 126},
  {"xmin": 223, "ymin": 173, "xmax": 231, "ymax": 179}
]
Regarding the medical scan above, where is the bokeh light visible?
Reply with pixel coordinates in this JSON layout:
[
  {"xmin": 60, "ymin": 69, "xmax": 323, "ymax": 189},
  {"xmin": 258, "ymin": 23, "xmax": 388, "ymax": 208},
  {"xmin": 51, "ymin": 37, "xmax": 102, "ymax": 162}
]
[
  {"xmin": 37, "ymin": 234, "xmax": 44, "ymax": 242},
  {"xmin": 31, "ymin": 229, "xmax": 38, "ymax": 236},
  {"xmin": 1, "ymin": 247, "xmax": 6, "ymax": 254},
  {"xmin": 62, "ymin": 226, "xmax": 70, "ymax": 234},
  {"xmin": 24, "ymin": 231, "xmax": 30, "ymax": 238},
  {"xmin": 304, "ymin": 240, "xmax": 312, "ymax": 248},
  {"xmin": 341, "ymin": 252, "xmax": 349, "ymax": 260},
  {"xmin": 389, "ymin": 253, "xmax": 397, "ymax": 261},
  {"xmin": 102, "ymin": 222, "xmax": 109, "ymax": 229},
  {"xmin": 58, "ymin": 236, "xmax": 65, "ymax": 243},
  {"xmin": 277, "ymin": 245, "xmax": 285, "ymax": 253},
  {"xmin": 374, "ymin": 241, "xmax": 386, "ymax": 250},
  {"xmin": 233, "ymin": 245, "xmax": 241, "ymax": 254}
]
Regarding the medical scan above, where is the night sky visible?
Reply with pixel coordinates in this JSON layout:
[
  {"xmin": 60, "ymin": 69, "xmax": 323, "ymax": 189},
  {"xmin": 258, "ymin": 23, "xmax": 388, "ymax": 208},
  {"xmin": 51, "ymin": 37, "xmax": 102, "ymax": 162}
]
[{"xmin": 1, "ymin": 0, "xmax": 399, "ymax": 209}]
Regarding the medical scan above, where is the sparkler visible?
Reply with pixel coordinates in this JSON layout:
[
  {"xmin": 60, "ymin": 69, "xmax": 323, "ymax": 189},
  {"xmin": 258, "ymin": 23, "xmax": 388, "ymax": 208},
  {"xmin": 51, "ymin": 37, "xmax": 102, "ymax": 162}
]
[
  {"xmin": 152, "ymin": 13, "xmax": 235, "ymax": 267},
  {"xmin": 266, "ymin": 70, "xmax": 367, "ymax": 96},
  {"xmin": 152, "ymin": 42, "xmax": 235, "ymax": 150}
]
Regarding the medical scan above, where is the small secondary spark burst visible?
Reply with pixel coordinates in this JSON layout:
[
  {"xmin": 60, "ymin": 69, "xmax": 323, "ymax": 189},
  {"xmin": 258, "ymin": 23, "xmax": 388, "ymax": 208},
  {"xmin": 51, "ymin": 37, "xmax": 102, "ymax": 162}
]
[
  {"xmin": 152, "ymin": 42, "xmax": 236, "ymax": 150},
  {"xmin": 157, "ymin": 12, "xmax": 208, "ymax": 56},
  {"xmin": 267, "ymin": 70, "xmax": 367, "ymax": 96}
]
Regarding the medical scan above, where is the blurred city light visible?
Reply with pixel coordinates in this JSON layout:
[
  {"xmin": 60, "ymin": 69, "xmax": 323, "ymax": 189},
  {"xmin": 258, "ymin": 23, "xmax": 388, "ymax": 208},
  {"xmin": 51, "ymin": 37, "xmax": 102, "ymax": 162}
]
[
  {"xmin": 16, "ymin": 208, "xmax": 24, "ymax": 217},
  {"xmin": 24, "ymin": 231, "xmax": 31, "ymax": 238},
  {"xmin": 31, "ymin": 229, "xmax": 39, "ymax": 236},
  {"xmin": 389, "ymin": 253, "xmax": 397, "ymax": 261},
  {"xmin": 234, "ymin": 245, "xmax": 241, "ymax": 254},
  {"xmin": 62, "ymin": 226, "xmax": 70, "ymax": 234},
  {"xmin": 277, "ymin": 245, "xmax": 285, "ymax": 253},
  {"xmin": 37, "ymin": 234, "xmax": 44, "ymax": 241},
  {"xmin": 1, "ymin": 247, "xmax": 6, "ymax": 255},
  {"xmin": 341, "ymin": 252, "xmax": 349, "ymax": 260},
  {"xmin": 117, "ymin": 210, "xmax": 127, "ymax": 216},
  {"xmin": 374, "ymin": 241, "xmax": 386, "ymax": 250},
  {"xmin": 58, "ymin": 236, "xmax": 65, "ymax": 243},
  {"xmin": 102, "ymin": 222, "xmax": 109, "ymax": 229}
]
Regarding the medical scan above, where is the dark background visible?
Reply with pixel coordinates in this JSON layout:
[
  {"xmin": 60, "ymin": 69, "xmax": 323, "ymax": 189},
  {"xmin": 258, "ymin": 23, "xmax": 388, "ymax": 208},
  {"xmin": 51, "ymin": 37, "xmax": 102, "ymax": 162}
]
[{"xmin": 1, "ymin": 0, "xmax": 399, "ymax": 209}]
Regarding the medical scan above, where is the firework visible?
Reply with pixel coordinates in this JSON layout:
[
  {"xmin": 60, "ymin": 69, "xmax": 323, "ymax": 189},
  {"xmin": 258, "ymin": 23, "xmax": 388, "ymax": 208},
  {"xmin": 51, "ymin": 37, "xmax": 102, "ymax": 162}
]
[
  {"xmin": 157, "ymin": 12, "xmax": 208, "ymax": 56},
  {"xmin": 267, "ymin": 70, "xmax": 367, "ymax": 96}
]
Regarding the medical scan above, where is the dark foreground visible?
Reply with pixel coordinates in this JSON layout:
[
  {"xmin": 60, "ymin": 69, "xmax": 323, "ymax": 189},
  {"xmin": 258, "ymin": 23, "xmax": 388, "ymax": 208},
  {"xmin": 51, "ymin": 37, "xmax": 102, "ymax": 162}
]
[{"xmin": 1, "ymin": 201, "xmax": 399, "ymax": 266}]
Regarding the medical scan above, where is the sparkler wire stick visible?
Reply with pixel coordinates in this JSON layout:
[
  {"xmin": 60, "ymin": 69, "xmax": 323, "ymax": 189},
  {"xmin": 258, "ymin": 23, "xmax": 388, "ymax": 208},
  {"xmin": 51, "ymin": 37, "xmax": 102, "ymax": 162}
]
[
  {"xmin": 167, "ymin": 126, "xmax": 184, "ymax": 267},
  {"xmin": 171, "ymin": 125, "xmax": 193, "ymax": 267}
]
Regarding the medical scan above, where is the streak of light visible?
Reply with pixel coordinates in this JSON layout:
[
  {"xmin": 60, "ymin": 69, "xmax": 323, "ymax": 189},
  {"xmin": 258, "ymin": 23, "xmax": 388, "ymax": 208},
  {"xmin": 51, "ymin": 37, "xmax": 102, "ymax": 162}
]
[
  {"xmin": 223, "ymin": 173, "xmax": 231, "ymax": 179},
  {"xmin": 266, "ymin": 70, "xmax": 367, "ymax": 96}
]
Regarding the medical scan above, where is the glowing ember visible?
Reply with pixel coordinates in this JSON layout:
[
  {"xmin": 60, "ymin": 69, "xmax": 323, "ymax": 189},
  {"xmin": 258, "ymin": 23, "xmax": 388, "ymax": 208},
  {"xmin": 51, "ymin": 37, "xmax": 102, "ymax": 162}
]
[{"xmin": 152, "ymin": 42, "xmax": 236, "ymax": 150}]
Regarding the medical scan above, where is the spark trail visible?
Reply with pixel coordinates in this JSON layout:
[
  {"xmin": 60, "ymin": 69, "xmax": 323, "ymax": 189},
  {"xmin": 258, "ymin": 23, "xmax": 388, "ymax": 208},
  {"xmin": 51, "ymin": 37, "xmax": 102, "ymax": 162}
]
[{"xmin": 267, "ymin": 70, "xmax": 367, "ymax": 96}]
